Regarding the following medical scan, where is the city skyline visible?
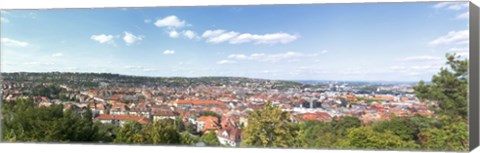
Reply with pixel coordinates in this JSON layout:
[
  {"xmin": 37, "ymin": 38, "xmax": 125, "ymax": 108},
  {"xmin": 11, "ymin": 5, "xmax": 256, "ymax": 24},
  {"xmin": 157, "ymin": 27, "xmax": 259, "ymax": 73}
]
[{"xmin": 1, "ymin": 2, "xmax": 469, "ymax": 82}]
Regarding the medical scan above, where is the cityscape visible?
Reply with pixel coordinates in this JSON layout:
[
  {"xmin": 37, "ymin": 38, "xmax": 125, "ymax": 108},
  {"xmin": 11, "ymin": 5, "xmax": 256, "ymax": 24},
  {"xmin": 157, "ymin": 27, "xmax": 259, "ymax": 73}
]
[
  {"xmin": 1, "ymin": 72, "xmax": 431, "ymax": 146},
  {"xmin": 0, "ymin": 1, "xmax": 470, "ymax": 151}
]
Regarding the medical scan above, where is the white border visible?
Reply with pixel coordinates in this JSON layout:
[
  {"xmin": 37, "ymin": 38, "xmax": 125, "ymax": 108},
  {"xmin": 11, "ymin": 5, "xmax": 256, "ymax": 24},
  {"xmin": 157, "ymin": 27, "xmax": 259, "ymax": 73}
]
[
  {"xmin": 0, "ymin": 0, "xmax": 463, "ymax": 9},
  {"xmin": 0, "ymin": 0, "xmax": 479, "ymax": 153}
]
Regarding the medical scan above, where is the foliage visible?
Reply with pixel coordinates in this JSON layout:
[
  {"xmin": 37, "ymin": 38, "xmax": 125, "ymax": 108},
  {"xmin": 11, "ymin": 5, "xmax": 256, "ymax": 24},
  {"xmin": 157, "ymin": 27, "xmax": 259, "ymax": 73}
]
[
  {"xmin": 413, "ymin": 53, "xmax": 468, "ymax": 151},
  {"xmin": 414, "ymin": 54, "xmax": 468, "ymax": 119},
  {"xmin": 241, "ymin": 101, "xmax": 301, "ymax": 148},
  {"xmin": 180, "ymin": 132, "xmax": 198, "ymax": 145},
  {"xmin": 331, "ymin": 116, "xmax": 362, "ymax": 137},
  {"xmin": 419, "ymin": 117, "xmax": 468, "ymax": 151},
  {"xmin": 199, "ymin": 111, "xmax": 221, "ymax": 118},
  {"xmin": 372, "ymin": 116, "xmax": 418, "ymax": 141},
  {"xmin": 339, "ymin": 126, "xmax": 419, "ymax": 150},
  {"xmin": 297, "ymin": 121, "xmax": 337, "ymax": 148},
  {"xmin": 114, "ymin": 121, "xmax": 145, "ymax": 144},
  {"xmin": 2, "ymin": 98, "xmax": 99, "ymax": 142},
  {"xmin": 199, "ymin": 131, "xmax": 220, "ymax": 146},
  {"xmin": 114, "ymin": 119, "xmax": 181, "ymax": 145}
]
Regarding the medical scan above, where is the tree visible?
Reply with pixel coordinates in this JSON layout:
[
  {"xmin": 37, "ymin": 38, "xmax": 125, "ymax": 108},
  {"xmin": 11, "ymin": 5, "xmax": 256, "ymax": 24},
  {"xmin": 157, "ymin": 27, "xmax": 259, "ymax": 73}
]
[
  {"xmin": 144, "ymin": 119, "xmax": 181, "ymax": 144},
  {"xmin": 339, "ymin": 126, "xmax": 418, "ymax": 150},
  {"xmin": 114, "ymin": 121, "xmax": 145, "ymax": 144},
  {"xmin": 180, "ymin": 132, "xmax": 198, "ymax": 145},
  {"xmin": 413, "ymin": 53, "xmax": 468, "ymax": 151},
  {"xmin": 94, "ymin": 121, "xmax": 117, "ymax": 143},
  {"xmin": 2, "ymin": 98, "xmax": 99, "ymax": 142},
  {"xmin": 297, "ymin": 121, "xmax": 337, "ymax": 148},
  {"xmin": 414, "ymin": 53, "xmax": 468, "ymax": 119},
  {"xmin": 114, "ymin": 119, "xmax": 182, "ymax": 145},
  {"xmin": 331, "ymin": 116, "xmax": 362, "ymax": 137},
  {"xmin": 241, "ymin": 101, "xmax": 301, "ymax": 148},
  {"xmin": 372, "ymin": 116, "xmax": 417, "ymax": 142},
  {"xmin": 419, "ymin": 119, "xmax": 468, "ymax": 151},
  {"xmin": 199, "ymin": 131, "xmax": 220, "ymax": 146}
]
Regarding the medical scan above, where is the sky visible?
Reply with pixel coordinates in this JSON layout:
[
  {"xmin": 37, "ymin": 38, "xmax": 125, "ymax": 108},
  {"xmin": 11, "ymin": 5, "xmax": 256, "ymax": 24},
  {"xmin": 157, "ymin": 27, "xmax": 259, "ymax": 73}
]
[{"xmin": 0, "ymin": 2, "xmax": 470, "ymax": 82}]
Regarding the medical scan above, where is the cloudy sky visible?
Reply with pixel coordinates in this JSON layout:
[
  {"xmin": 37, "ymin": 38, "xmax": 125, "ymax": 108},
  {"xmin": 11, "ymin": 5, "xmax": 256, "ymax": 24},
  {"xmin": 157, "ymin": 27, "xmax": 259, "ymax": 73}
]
[{"xmin": 0, "ymin": 2, "xmax": 469, "ymax": 82}]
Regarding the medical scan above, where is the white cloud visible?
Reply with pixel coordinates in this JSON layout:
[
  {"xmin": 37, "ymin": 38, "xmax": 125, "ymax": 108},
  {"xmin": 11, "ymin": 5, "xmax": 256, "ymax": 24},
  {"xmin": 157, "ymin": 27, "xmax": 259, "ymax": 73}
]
[
  {"xmin": 433, "ymin": 2, "xmax": 453, "ymax": 9},
  {"xmin": 154, "ymin": 15, "xmax": 186, "ymax": 29},
  {"xmin": 203, "ymin": 30, "xmax": 239, "ymax": 43},
  {"xmin": 402, "ymin": 56, "xmax": 442, "ymax": 61},
  {"xmin": 169, "ymin": 30, "xmax": 179, "ymax": 38},
  {"xmin": 142, "ymin": 68, "xmax": 157, "ymax": 72},
  {"xmin": 312, "ymin": 50, "xmax": 329, "ymax": 56},
  {"xmin": 225, "ymin": 52, "xmax": 303, "ymax": 63},
  {"xmin": 163, "ymin": 50, "xmax": 175, "ymax": 55},
  {"xmin": 182, "ymin": 30, "xmax": 197, "ymax": 39},
  {"xmin": 124, "ymin": 65, "xmax": 143, "ymax": 69},
  {"xmin": 429, "ymin": 30, "xmax": 468, "ymax": 46},
  {"xmin": 202, "ymin": 29, "xmax": 298, "ymax": 45},
  {"xmin": 456, "ymin": 12, "xmax": 469, "ymax": 19},
  {"xmin": 448, "ymin": 47, "xmax": 469, "ymax": 58},
  {"xmin": 228, "ymin": 54, "xmax": 248, "ymax": 60},
  {"xmin": 1, "ymin": 17, "xmax": 9, "ymax": 23},
  {"xmin": 23, "ymin": 61, "xmax": 55, "ymax": 66},
  {"xmin": 51, "ymin": 53, "xmax": 63, "ymax": 57},
  {"xmin": 230, "ymin": 33, "xmax": 298, "ymax": 45},
  {"xmin": 1, "ymin": 37, "xmax": 28, "ymax": 47},
  {"xmin": 217, "ymin": 60, "xmax": 236, "ymax": 64},
  {"xmin": 390, "ymin": 64, "xmax": 442, "ymax": 73},
  {"xmin": 123, "ymin": 32, "xmax": 143, "ymax": 45},
  {"xmin": 202, "ymin": 29, "xmax": 226, "ymax": 38},
  {"xmin": 455, "ymin": 52, "xmax": 469, "ymax": 58},
  {"xmin": 144, "ymin": 19, "xmax": 151, "ymax": 23},
  {"xmin": 449, "ymin": 47, "xmax": 468, "ymax": 52},
  {"xmin": 90, "ymin": 34, "xmax": 114, "ymax": 44},
  {"xmin": 250, "ymin": 52, "xmax": 303, "ymax": 62},
  {"xmin": 446, "ymin": 3, "xmax": 469, "ymax": 11},
  {"xmin": 433, "ymin": 2, "xmax": 468, "ymax": 10}
]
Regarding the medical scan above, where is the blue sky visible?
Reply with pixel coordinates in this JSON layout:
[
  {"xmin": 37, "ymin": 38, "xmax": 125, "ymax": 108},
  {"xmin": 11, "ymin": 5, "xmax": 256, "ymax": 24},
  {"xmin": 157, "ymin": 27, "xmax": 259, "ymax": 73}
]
[{"xmin": 0, "ymin": 2, "xmax": 469, "ymax": 82}]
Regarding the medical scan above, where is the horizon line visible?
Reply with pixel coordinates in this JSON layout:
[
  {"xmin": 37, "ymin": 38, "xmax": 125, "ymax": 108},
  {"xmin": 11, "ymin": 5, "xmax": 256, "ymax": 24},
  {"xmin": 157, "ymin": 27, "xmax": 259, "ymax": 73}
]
[{"xmin": 1, "ymin": 71, "xmax": 425, "ymax": 84}]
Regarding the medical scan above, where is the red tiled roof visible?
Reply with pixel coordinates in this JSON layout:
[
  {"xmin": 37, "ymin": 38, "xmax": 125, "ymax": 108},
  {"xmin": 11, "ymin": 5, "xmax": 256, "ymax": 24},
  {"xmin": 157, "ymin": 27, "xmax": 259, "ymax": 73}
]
[
  {"xmin": 175, "ymin": 100, "xmax": 225, "ymax": 106},
  {"xmin": 110, "ymin": 103, "xmax": 127, "ymax": 111},
  {"xmin": 197, "ymin": 116, "xmax": 220, "ymax": 132},
  {"xmin": 303, "ymin": 112, "xmax": 332, "ymax": 122}
]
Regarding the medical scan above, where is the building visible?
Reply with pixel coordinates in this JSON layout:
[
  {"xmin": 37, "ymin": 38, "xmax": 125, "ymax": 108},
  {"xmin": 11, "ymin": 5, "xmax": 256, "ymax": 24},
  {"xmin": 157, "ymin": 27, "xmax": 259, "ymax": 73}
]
[
  {"xmin": 94, "ymin": 114, "xmax": 149, "ymax": 126},
  {"xmin": 216, "ymin": 127, "xmax": 242, "ymax": 147},
  {"xmin": 196, "ymin": 116, "xmax": 220, "ymax": 133},
  {"xmin": 110, "ymin": 103, "xmax": 129, "ymax": 115}
]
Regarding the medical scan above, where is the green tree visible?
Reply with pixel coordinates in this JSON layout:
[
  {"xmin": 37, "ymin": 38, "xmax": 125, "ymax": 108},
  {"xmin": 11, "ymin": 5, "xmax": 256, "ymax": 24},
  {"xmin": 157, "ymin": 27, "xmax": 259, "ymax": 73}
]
[
  {"xmin": 241, "ymin": 101, "xmax": 301, "ymax": 148},
  {"xmin": 144, "ymin": 119, "xmax": 181, "ymax": 144},
  {"xmin": 331, "ymin": 116, "xmax": 362, "ymax": 137},
  {"xmin": 419, "ymin": 118, "xmax": 468, "ymax": 151},
  {"xmin": 199, "ymin": 131, "xmax": 220, "ymax": 146},
  {"xmin": 414, "ymin": 53, "xmax": 468, "ymax": 119},
  {"xmin": 2, "ymin": 98, "xmax": 99, "ymax": 142},
  {"xmin": 180, "ymin": 132, "xmax": 198, "ymax": 145},
  {"xmin": 339, "ymin": 126, "xmax": 419, "ymax": 150},
  {"xmin": 297, "ymin": 121, "xmax": 337, "ymax": 148},
  {"xmin": 114, "ymin": 121, "xmax": 145, "ymax": 144},
  {"xmin": 413, "ymin": 53, "xmax": 468, "ymax": 151},
  {"xmin": 372, "ymin": 116, "xmax": 417, "ymax": 142}
]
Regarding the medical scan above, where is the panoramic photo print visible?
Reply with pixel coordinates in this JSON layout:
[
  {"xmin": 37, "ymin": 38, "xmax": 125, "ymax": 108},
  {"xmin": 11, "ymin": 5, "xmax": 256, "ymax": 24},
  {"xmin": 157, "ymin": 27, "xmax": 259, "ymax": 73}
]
[{"xmin": 0, "ymin": 1, "xmax": 470, "ymax": 151}]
